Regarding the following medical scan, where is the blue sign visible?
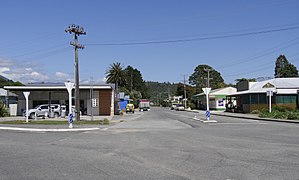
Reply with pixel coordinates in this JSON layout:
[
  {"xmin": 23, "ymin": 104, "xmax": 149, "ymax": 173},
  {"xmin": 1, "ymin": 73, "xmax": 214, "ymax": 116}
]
[
  {"xmin": 206, "ymin": 111, "xmax": 210, "ymax": 118},
  {"xmin": 69, "ymin": 114, "xmax": 73, "ymax": 123}
]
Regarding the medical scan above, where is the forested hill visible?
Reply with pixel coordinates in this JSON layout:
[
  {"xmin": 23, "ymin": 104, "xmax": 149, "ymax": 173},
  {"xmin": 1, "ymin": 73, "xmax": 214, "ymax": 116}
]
[
  {"xmin": 0, "ymin": 75, "xmax": 23, "ymax": 88},
  {"xmin": 145, "ymin": 81, "xmax": 177, "ymax": 103}
]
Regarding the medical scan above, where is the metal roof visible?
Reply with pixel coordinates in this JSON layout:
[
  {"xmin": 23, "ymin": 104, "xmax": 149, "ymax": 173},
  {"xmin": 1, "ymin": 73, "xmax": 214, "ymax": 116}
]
[
  {"xmin": 228, "ymin": 78, "xmax": 299, "ymax": 96},
  {"xmin": 4, "ymin": 84, "xmax": 113, "ymax": 91}
]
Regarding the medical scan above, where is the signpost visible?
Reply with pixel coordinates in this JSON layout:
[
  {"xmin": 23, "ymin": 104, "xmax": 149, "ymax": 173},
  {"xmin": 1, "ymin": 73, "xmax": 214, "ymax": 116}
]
[
  {"xmin": 267, "ymin": 90, "xmax": 273, "ymax": 113},
  {"xmin": 23, "ymin": 92, "xmax": 30, "ymax": 123},
  {"xmin": 202, "ymin": 88, "xmax": 211, "ymax": 121},
  {"xmin": 65, "ymin": 82, "xmax": 74, "ymax": 128}
]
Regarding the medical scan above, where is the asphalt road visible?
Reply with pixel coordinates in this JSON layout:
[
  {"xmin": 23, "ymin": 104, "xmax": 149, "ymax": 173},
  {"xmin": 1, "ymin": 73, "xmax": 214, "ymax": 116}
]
[{"xmin": 1, "ymin": 107, "xmax": 299, "ymax": 180}]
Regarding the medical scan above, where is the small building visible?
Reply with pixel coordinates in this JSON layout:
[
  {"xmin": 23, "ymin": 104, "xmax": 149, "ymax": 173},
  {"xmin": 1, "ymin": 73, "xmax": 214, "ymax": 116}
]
[
  {"xmin": 192, "ymin": 87, "xmax": 237, "ymax": 110},
  {"xmin": 0, "ymin": 88, "xmax": 18, "ymax": 105},
  {"xmin": 4, "ymin": 84, "xmax": 115, "ymax": 116},
  {"xmin": 226, "ymin": 78, "xmax": 299, "ymax": 113}
]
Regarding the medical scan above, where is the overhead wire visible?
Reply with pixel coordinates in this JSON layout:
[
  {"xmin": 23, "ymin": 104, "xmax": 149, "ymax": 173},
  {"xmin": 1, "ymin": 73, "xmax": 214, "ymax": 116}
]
[
  {"xmin": 215, "ymin": 37, "xmax": 299, "ymax": 70},
  {"xmin": 85, "ymin": 24, "xmax": 299, "ymax": 46},
  {"xmin": 7, "ymin": 43, "xmax": 69, "ymax": 59}
]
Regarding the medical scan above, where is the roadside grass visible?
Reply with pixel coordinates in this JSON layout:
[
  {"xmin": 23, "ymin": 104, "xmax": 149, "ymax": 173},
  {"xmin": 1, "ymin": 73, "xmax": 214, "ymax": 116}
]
[{"xmin": 0, "ymin": 120, "xmax": 109, "ymax": 125}]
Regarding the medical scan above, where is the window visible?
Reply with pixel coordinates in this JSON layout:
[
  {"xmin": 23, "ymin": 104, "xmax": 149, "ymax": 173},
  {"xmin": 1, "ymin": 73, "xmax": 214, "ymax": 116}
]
[
  {"xmin": 250, "ymin": 94, "xmax": 258, "ymax": 104},
  {"xmin": 259, "ymin": 94, "xmax": 267, "ymax": 104},
  {"xmin": 276, "ymin": 95, "xmax": 297, "ymax": 104}
]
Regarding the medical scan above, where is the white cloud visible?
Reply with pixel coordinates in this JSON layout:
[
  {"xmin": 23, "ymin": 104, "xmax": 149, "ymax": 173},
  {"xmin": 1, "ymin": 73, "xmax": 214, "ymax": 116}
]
[
  {"xmin": 55, "ymin": 72, "xmax": 69, "ymax": 79},
  {"xmin": 0, "ymin": 67, "xmax": 10, "ymax": 73},
  {"xmin": 80, "ymin": 77, "xmax": 106, "ymax": 85},
  {"xmin": 0, "ymin": 58, "xmax": 49, "ymax": 83}
]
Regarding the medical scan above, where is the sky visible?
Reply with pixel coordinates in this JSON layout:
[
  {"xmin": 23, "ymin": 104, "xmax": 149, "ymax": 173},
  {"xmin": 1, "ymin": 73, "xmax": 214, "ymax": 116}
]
[{"xmin": 0, "ymin": 0, "xmax": 299, "ymax": 85}]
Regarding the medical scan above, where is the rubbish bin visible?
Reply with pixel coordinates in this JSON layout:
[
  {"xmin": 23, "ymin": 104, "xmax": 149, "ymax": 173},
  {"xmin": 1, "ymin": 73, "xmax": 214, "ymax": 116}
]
[
  {"xmin": 61, "ymin": 105, "xmax": 66, "ymax": 118},
  {"xmin": 49, "ymin": 105, "xmax": 55, "ymax": 118}
]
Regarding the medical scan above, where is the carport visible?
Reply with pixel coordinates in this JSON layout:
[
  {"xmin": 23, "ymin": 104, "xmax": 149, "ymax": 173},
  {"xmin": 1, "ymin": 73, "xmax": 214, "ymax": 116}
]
[{"xmin": 4, "ymin": 84, "xmax": 115, "ymax": 116}]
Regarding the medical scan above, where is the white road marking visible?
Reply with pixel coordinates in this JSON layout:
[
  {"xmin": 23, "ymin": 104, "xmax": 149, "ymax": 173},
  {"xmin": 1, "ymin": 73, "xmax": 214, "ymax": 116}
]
[{"xmin": 0, "ymin": 127, "xmax": 100, "ymax": 132}]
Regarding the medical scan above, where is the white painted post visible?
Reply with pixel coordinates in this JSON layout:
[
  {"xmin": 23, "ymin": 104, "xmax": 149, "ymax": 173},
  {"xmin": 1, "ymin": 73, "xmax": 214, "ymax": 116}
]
[
  {"xmin": 65, "ymin": 82, "xmax": 74, "ymax": 128},
  {"xmin": 23, "ymin": 92, "xmax": 30, "ymax": 123},
  {"xmin": 269, "ymin": 94, "xmax": 272, "ymax": 113},
  {"xmin": 267, "ymin": 90, "xmax": 273, "ymax": 113},
  {"xmin": 202, "ymin": 88, "xmax": 211, "ymax": 121}
]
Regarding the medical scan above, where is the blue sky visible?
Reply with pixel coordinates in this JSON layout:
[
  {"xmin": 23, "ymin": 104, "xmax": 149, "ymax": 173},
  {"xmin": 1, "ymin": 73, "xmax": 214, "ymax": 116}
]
[{"xmin": 0, "ymin": 0, "xmax": 299, "ymax": 84}]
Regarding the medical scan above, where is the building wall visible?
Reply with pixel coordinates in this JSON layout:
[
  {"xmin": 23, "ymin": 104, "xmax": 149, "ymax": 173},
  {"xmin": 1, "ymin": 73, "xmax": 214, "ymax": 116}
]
[{"xmin": 98, "ymin": 89, "xmax": 112, "ymax": 116}]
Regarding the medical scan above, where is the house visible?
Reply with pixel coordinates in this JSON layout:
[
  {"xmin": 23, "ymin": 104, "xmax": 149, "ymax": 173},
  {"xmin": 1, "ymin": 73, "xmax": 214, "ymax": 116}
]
[
  {"xmin": 192, "ymin": 87, "xmax": 237, "ymax": 110},
  {"xmin": 4, "ymin": 84, "xmax": 115, "ymax": 116},
  {"xmin": 226, "ymin": 78, "xmax": 299, "ymax": 113}
]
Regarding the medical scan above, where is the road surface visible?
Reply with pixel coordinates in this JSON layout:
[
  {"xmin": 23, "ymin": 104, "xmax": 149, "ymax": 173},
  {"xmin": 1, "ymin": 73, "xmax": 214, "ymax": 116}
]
[{"xmin": 1, "ymin": 107, "xmax": 299, "ymax": 179}]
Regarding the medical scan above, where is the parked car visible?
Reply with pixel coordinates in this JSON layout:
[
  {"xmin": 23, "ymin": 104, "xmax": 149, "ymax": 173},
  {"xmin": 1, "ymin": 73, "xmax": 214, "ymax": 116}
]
[
  {"xmin": 23, "ymin": 104, "xmax": 61, "ymax": 119},
  {"xmin": 126, "ymin": 103, "xmax": 135, "ymax": 113},
  {"xmin": 170, "ymin": 103, "xmax": 179, "ymax": 110},
  {"xmin": 175, "ymin": 104, "xmax": 185, "ymax": 111}
]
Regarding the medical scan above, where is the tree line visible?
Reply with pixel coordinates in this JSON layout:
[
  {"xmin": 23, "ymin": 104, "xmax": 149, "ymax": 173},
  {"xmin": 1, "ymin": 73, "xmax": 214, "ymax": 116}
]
[{"xmin": 105, "ymin": 54, "xmax": 298, "ymax": 106}]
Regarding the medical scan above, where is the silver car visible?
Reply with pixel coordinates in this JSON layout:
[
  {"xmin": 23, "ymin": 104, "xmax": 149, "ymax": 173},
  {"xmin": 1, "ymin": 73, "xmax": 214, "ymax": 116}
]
[{"xmin": 24, "ymin": 104, "xmax": 61, "ymax": 119}]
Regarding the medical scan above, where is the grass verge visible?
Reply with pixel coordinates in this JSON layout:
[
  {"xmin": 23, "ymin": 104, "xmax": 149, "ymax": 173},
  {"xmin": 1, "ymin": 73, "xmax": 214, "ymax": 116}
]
[{"xmin": 0, "ymin": 120, "xmax": 109, "ymax": 125}]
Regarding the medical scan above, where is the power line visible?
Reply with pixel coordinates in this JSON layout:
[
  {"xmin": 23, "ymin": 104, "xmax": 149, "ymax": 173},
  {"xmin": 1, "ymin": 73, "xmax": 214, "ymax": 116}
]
[
  {"xmin": 8, "ymin": 44, "xmax": 68, "ymax": 59},
  {"xmin": 215, "ymin": 37, "xmax": 299, "ymax": 70},
  {"xmin": 85, "ymin": 25, "xmax": 299, "ymax": 46}
]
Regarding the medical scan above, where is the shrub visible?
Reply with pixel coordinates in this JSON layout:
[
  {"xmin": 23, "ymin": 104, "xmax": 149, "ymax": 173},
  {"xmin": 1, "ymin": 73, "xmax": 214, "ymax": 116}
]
[
  {"xmin": 272, "ymin": 106, "xmax": 287, "ymax": 112},
  {"xmin": 259, "ymin": 111, "xmax": 271, "ymax": 118},
  {"xmin": 287, "ymin": 112, "xmax": 299, "ymax": 120},
  {"xmin": 272, "ymin": 111, "xmax": 288, "ymax": 119},
  {"xmin": 99, "ymin": 118, "xmax": 110, "ymax": 125},
  {"xmin": 250, "ymin": 110, "xmax": 260, "ymax": 114},
  {"xmin": 103, "ymin": 118, "xmax": 110, "ymax": 125},
  {"xmin": 0, "ymin": 102, "xmax": 9, "ymax": 117},
  {"xmin": 188, "ymin": 102, "xmax": 196, "ymax": 110}
]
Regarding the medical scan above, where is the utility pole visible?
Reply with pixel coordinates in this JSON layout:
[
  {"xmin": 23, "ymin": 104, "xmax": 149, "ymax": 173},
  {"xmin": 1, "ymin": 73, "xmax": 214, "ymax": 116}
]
[
  {"xmin": 183, "ymin": 74, "xmax": 188, "ymax": 109},
  {"xmin": 131, "ymin": 71, "xmax": 133, "ymax": 93},
  {"xmin": 90, "ymin": 77, "xmax": 94, "ymax": 121},
  {"xmin": 65, "ymin": 24, "xmax": 86, "ymax": 121},
  {"xmin": 204, "ymin": 68, "xmax": 212, "ymax": 88}
]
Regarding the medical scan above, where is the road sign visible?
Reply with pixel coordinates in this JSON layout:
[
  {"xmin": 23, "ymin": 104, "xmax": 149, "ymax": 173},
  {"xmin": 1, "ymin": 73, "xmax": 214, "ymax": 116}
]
[
  {"xmin": 206, "ymin": 111, "xmax": 210, "ymax": 118},
  {"xmin": 92, "ymin": 98, "xmax": 98, "ymax": 107},
  {"xmin": 266, "ymin": 90, "xmax": 273, "ymax": 96},
  {"xmin": 69, "ymin": 114, "xmax": 73, "ymax": 123},
  {"xmin": 23, "ymin": 92, "xmax": 30, "ymax": 123},
  {"xmin": 202, "ymin": 88, "xmax": 211, "ymax": 95}
]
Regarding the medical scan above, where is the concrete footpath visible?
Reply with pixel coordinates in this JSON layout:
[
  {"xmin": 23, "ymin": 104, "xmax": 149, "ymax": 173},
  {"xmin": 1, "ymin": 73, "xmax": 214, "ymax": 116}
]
[{"xmin": 186, "ymin": 109, "xmax": 299, "ymax": 124}]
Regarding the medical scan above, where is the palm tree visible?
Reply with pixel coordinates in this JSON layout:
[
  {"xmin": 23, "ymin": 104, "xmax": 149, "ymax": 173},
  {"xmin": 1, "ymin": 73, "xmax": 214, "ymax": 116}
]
[
  {"xmin": 105, "ymin": 62, "xmax": 126, "ymax": 114},
  {"xmin": 105, "ymin": 62, "xmax": 126, "ymax": 89}
]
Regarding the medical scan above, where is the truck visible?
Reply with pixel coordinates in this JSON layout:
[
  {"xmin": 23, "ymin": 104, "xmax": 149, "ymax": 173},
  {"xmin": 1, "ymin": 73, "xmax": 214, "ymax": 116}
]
[{"xmin": 138, "ymin": 99, "xmax": 150, "ymax": 111}]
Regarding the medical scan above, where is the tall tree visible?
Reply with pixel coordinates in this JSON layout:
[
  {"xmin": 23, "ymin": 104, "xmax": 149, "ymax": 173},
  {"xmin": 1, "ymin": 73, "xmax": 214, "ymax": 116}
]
[
  {"xmin": 105, "ymin": 62, "xmax": 126, "ymax": 94},
  {"xmin": 235, "ymin": 78, "xmax": 256, "ymax": 83},
  {"xmin": 189, "ymin": 64, "xmax": 225, "ymax": 93},
  {"xmin": 274, "ymin": 55, "xmax": 298, "ymax": 78},
  {"xmin": 124, "ymin": 66, "xmax": 148, "ymax": 98},
  {"xmin": 175, "ymin": 83, "xmax": 196, "ymax": 99}
]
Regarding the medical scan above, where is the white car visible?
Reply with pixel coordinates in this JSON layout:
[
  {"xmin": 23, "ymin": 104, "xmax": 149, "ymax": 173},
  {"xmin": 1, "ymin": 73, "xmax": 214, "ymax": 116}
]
[
  {"xmin": 175, "ymin": 104, "xmax": 185, "ymax": 111},
  {"xmin": 23, "ymin": 104, "xmax": 61, "ymax": 119}
]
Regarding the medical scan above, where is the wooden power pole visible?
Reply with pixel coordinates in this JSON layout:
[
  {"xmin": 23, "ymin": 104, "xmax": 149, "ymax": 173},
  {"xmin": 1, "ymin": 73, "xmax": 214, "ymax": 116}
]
[{"xmin": 65, "ymin": 24, "xmax": 86, "ymax": 121}]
